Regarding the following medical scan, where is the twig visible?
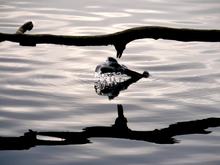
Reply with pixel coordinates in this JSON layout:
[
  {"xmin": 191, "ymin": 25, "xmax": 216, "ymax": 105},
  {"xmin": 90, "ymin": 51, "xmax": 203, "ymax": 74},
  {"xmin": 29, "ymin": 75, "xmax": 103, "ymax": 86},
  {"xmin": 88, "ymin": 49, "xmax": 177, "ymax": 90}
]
[
  {"xmin": 16, "ymin": 21, "xmax": 33, "ymax": 34},
  {"xmin": 0, "ymin": 21, "xmax": 220, "ymax": 58}
]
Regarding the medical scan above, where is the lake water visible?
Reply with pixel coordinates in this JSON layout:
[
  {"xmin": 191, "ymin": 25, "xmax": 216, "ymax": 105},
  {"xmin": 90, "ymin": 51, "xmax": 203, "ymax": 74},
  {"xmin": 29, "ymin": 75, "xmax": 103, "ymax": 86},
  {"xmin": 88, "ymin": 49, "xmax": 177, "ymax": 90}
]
[{"xmin": 0, "ymin": 0, "xmax": 220, "ymax": 164}]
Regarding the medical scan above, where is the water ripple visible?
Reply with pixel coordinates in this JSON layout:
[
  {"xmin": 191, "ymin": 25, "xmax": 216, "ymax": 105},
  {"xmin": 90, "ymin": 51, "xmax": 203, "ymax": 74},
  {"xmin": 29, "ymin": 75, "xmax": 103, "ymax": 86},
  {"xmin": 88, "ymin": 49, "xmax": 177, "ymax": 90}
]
[{"xmin": 0, "ymin": 0, "xmax": 220, "ymax": 165}]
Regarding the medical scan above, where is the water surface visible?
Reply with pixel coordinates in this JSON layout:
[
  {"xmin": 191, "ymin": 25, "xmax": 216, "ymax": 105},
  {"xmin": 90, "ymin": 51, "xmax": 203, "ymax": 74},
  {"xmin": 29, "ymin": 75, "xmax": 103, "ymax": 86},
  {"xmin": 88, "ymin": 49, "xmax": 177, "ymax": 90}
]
[{"xmin": 0, "ymin": 0, "xmax": 220, "ymax": 164}]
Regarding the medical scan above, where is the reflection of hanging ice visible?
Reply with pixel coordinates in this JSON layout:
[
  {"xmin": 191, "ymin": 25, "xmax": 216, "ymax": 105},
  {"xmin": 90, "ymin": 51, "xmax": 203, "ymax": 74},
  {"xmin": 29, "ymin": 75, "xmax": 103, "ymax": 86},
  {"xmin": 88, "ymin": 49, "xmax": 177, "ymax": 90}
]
[
  {"xmin": 95, "ymin": 72, "xmax": 131, "ymax": 85},
  {"xmin": 94, "ymin": 72, "xmax": 131, "ymax": 98},
  {"xmin": 94, "ymin": 57, "xmax": 149, "ymax": 99}
]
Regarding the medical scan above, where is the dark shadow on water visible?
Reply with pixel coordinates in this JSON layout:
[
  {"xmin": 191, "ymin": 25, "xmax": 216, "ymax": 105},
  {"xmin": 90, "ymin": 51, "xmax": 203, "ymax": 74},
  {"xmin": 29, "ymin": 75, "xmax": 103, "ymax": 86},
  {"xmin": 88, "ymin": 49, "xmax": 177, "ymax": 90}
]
[{"xmin": 1, "ymin": 105, "xmax": 220, "ymax": 150}]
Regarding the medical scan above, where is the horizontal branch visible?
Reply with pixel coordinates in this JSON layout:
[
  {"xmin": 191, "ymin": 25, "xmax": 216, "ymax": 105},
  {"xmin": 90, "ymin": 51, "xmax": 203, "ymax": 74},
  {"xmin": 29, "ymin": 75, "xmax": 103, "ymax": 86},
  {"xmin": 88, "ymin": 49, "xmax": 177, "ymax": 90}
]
[{"xmin": 0, "ymin": 21, "xmax": 220, "ymax": 58}]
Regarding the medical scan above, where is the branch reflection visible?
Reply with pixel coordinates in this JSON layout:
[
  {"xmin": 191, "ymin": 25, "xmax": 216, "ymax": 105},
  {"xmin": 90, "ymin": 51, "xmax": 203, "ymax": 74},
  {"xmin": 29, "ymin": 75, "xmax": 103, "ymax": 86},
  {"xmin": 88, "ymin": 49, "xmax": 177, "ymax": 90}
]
[{"xmin": 1, "ymin": 105, "xmax": 220, "ymax": 150}]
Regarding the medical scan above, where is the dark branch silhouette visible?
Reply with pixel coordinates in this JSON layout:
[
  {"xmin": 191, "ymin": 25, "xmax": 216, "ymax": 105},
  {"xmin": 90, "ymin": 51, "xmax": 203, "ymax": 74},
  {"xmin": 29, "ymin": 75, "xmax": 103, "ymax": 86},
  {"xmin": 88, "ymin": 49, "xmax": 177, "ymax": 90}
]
[
  {"xmin": 15, "ymin": 21, "xmax": 33, "ymax": 34},
  {"xmin": 0, "ymin": 130, "xmax": 89, "ymax": 150},
  {"xmin": 1, "ymin": 105, "xmax": 220, "ymax": 150},
  {"xmin": 0, "ymin": 21, "xmax": 220, "ymax": 57}
]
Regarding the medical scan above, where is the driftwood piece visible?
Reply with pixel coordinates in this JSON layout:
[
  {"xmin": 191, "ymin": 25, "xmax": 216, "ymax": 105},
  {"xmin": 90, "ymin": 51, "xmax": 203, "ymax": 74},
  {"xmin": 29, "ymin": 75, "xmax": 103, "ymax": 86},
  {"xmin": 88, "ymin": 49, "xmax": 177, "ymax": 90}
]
[{"xmin": 0, "ymin": 21, "xmax": 220, "ymax": 58}]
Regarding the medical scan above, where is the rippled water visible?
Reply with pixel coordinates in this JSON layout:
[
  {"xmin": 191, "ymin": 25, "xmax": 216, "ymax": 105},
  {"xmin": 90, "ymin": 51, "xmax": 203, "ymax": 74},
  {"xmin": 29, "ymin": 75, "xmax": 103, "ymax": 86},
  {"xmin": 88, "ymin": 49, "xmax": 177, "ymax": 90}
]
[{"xmin": 0, "ymin": 0, "xmax": 220, "ymax": 164}]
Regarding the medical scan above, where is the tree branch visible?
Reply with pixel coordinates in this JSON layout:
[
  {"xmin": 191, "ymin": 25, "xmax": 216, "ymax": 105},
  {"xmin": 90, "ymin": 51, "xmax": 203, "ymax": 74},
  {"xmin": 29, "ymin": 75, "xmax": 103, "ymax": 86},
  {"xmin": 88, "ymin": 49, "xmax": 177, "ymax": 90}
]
[{"xmin": 0, "ymin": 21, "xmax": 220, "ymax": 58}]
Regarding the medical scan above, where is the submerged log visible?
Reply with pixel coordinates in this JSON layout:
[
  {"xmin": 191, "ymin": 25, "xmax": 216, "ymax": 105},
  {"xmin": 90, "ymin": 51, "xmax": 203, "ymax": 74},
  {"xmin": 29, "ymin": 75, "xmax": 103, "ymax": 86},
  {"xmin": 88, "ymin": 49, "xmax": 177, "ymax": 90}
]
[{"xmin": 0, "ymin": 21, "xmax": 220, "ymax": 58}]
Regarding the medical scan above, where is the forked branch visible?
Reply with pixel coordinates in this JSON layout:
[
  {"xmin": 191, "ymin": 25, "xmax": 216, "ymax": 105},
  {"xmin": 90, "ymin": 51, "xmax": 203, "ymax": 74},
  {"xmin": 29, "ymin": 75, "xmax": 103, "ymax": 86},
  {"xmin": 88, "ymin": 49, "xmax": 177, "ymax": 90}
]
[{"xmin": 0, "ymin": 21, "xmax": 220, "ymax": 58}]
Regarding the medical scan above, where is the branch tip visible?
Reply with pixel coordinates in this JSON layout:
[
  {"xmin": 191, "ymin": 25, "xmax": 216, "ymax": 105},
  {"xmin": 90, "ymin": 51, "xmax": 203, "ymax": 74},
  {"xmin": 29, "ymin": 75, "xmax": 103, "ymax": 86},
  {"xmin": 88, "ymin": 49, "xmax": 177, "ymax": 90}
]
[
  {"xmin": 16, "ymin": 21, "xmax": 34, "ymax": 34},
  {"xmin": 114, "ymin": 43, "xmax": 126, "ymax": 58}
]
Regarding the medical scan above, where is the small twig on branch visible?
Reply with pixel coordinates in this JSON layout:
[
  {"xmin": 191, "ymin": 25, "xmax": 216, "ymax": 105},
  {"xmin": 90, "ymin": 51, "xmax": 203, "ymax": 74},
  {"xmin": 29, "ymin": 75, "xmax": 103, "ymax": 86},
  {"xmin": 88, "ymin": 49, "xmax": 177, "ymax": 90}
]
[
  {"xmin": 15, "ymin": 21, "xmax": 35, "ymax": 46},
  {"xmin": 16, "ymin": 21, "xmax": 33, "ymax": 34},
  {"xmin": 0, "ymin": 21, "xmax": 220, "ymax": 58}
]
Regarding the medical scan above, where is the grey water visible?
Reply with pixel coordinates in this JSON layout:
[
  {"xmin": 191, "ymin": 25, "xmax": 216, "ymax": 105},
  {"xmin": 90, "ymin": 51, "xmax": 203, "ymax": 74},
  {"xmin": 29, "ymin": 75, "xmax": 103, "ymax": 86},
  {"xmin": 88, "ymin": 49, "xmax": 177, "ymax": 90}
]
[{"xmin": 0, "ymin": 0, "xmax": 220, "ymax": 164}]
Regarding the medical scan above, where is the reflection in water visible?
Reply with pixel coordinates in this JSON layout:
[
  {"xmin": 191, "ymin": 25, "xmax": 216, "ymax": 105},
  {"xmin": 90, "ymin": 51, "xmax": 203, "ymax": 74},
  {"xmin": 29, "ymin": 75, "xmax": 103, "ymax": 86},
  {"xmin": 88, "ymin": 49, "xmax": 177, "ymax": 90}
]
[
  {"xmin": 1, "ymin": 105, "xmax": 220, "ymax": 150},
  {"xmin": 94, "ymin": 57, "xmax": 149, "ymax": 99},
  {"xmin": 1, "ymin": 0, "xmax": 220, "ymax": 164}
]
